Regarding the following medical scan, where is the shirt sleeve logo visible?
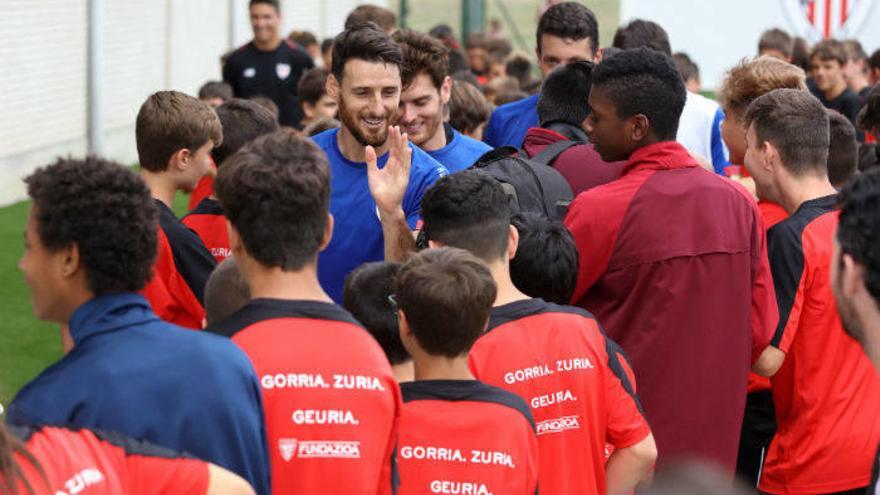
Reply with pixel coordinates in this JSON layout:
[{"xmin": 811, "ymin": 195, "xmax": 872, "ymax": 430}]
[
  {"xmin": 243, "ymin": 67, "xmax": 256, "ymax": 78},
  {"xmin": 276, "ymin": 63, "xmax": 291, "ymax": 80},
  {"xmin": 279, "ymin": 438, "xmax": 298, "ymax": 461}
]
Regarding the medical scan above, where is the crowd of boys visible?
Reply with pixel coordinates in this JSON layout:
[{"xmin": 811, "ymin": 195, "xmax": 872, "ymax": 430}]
[{"xmin": 3, "ymin": 0, "xmax": 880, "ymax": 494}]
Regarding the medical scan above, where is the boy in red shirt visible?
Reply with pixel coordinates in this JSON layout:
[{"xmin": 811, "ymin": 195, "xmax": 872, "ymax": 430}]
[
  {"xmin": 136, "ymin": 91, "xmax": 219, "ymax": 328},
  {"xmin": 420, "ymin": 171, "xmax": 656, "ymax": 495},
  {"xmin": 207, "ymin": 129, "xmax": 400, "ymax": 494},
  {"xmin": 394, "ymin": 247, "xmax": 539, "ymax": 495},
  {"xmin": 746, "ymin": 89, "xmax": 880, "ymax": 494},
  {"xmin": 183, "ymin": 99, "xmax": 278, "ymax": 263}
]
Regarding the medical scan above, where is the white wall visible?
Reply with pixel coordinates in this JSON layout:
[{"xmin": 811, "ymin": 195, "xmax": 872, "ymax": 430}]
[
  {"xmin": 0, "ymin": 0, "xmax": 387, "ymax": 206},
  {"xmin": 620, "ymin": 0, "xmax": 880, "ymax": 89}
]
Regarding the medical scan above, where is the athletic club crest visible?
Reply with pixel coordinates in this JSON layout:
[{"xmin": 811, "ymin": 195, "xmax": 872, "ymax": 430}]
[
  {"xmin": 781, "ymin": 0, "xmax": 878, "ymax": 40},
  {"xmin": 276, "ymin": 63, "xmax": 292, "ymax": 80},
  {"xmin": 279, "ymin": 438, "xmax": 298, "ymax": 461}
]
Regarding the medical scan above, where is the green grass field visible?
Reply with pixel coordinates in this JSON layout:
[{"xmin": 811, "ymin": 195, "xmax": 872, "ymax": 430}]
[{"xmin": 0, "ymin": 191, "xmax": 191, "ymax": 413}]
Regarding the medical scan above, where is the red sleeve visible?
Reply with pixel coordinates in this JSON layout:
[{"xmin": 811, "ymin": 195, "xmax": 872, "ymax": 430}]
[
  {"xmin": 125, "ymin": 455, "xmax": 209, "ymax": 495},
  {"xmin": 766, "ymin": 221, "xmax": 809, "ymax": 354},
  {"xmin": 188, "ymin": 170, "xmax": 215, "ymax": 210},
  {"xmin": 376, "ymin": 375, "xmax": 402, "ymax": 495},
  {"xmin": 141, "ymin": 229, "xmax": 206, "ymax": 329},
  {"xmin": 750, "ymin": 205, "xmax": 779, "ymax": 361},
  {"xmin": 603, "ymin": 344, "xmax": 651, "ymax": 449}
]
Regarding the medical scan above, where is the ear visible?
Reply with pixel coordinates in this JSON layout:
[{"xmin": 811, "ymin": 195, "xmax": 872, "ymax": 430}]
[
  {"xmin": 397, "ymin": 309, "xmax": 418, "ymax": 356},
  {"xmin": 841, "ymin": 253, "xmax": 867, "ymax": 299},
  {"xmin": 303, "ymin": 102, "xmax": 316, "ymax": 119},
  {"xmin": 629, "ymin": 114, "xmax": 651, "ymax": 142},
  {"xmin": 763, "ymin": 140, "xmax": 780, "ymax": 173},
  {"xmin": 227, "ymin": 221, "xmax": 244, "ymax": 256},
  {"xmin": 427, "ymin": 239, "xmax": 443, "ymax": 249},
  {"xmin": 507, "ymin": 224, "xmax": 519, "ymax": 261},
  {"xmin": 319, "ymin": 213, "xmax": 334, "ymax": 252},
  {"xmin": 168, "ymin": 148, "xmax": 191, "ymax": 172},
  {"xmin": 60, "ymin": 242, "xmax": 82, "ymax": 279},
  {"xmin": 326, "ymin": 74, "xmax": 340, "ymax": 100},
  {"xmin": 594, "ymin": 46, "xmax": 604, "ymax": 63},
  {"xmin": 439, "ymin": 76, "xmax": 453, "ymax": 105}
]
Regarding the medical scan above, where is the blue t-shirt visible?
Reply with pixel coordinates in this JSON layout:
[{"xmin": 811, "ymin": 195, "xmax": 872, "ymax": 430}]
[
  {"xmin": 312, "ymin": 128, "xmax": 448, "ymax": 302},
  {"xmin": 483, "ymin": 93, "xmax": 539, "ymax": 148},
  {"xmin": 427, "ymin": 128, "xmax": 492, "ymax": 173}
]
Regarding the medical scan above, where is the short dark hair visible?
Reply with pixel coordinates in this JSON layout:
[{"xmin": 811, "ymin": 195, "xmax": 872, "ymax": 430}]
[
  {"xmin": 592, "ymin": 47, "xmax": 686, "ymax": 141},
  {"xmin": 204, "ymin": 258, "xmax": 251, "ymax": 326},
  {"xmin": 510, "ymin": 213, "xmax": 578, "ymax": 305},
  {"xmin": 536, "ymin": 2, "xmax": 599, "ymax": 56},
  {"xmin": 331, "ymin": 23, "xmax": 403, "ymax": 83},
  {"xmin": 247, "ymin": 95, "xmax": 279, "ymax": 121},
  {"xmin": 25, "ymin": 157, "xmax": 157, "ymax": 294},
  {"xmin": 297, "ymin": 67, "xmax": 331, "ymax": 107},
  {"xmin": 843, "ymin": 39, "xmax": 868, "ymax": 64},
  {"xmin": 198, "ymin": 81, "xmax": 233, "ymax": 102},
  {"xmin": 612, "ymin": 19, "xmax": 671, "ymax": 56},
  {"xmin": 672, "ymin": 52, "xmax": 699, "ymax": 83},
  {"xmin": 136, "ymin": 91, "xmax": 223, "ymax": 172},
  {"xmin": 811, "ymin": 39, "xmax": 847, "ymax": 66},
  {"xmin": 343, "ymin": 262, "xmax": 409, "ymax": 364},
  {"xmin": 505, "ymin": 52, "xmax": 535, "ymax": 89},
  {"xmin": 288, "ymin": 30, "xmax": 318, "ymax": 48},
  {"xmin": 215, "ymin": 130, "xmax": 330, "ymax": 270},
  {"xmin": 744, "ymin": 88, "xmax": 830, "ymax": 175},
  {"xmin": 393, "ymin": 28, "xmax": 450, "ymax": 89},
  {"xmin": 249, "ymin": 0, "xmax": 279, "ymax": 11},
  {"xmin": 421, "ymin": 171, "xmax": 511, "ymax": 261},
  {"xmin": 537, "ymin": 60, "xmax": 594, "ymax": 126},
  {"xmin": 321, "ymin": 38, "xmax": 334, "ymax": 55},
  {"xmin": 828, "ymin": 110, "xmax": 858, "ymax": 187},
  {"xmin": 303, "ymin": 117, "xmax": 341, "ymax": 137},
  {"xmin": 758, "ymin": 28, "xmax": 793, "ymax": 58},
  {"xmin": 859, "ymin": 85, "xmax": 880, "ymax": 132},
  {"xmin": 791, "ymin": 36, "xmax": 812, "ymax": 72},
  {"xmin": 396, "ymin": 248, "xmax": 497, "ymax": 358},
  {"xmin": 213, "ymin": 99, "xmax": 279, "ymax": 167},
  {"xmin": 449, "ymin": 80, "xmax": 491, "ymax": 135},
  {"xmin": 870, "ymin": 48, "xmax": 880, "ymax": 71},
  {"xmin": 837, "ymin": 168, "xmax": 880, "ymax": 304},
  {"xmin": 344, "ymin": 4, "xmax": 397, "ymax": 32}
]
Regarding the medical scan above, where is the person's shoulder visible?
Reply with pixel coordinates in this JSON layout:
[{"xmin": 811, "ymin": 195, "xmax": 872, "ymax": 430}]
[
  {"xmin": 454, "ymin": 131, "xmax": 492, "ymax": 154},
  {"xmin": 492, "ymin": 94, "xmax": 539, "ymax": 120},
  {"xmin": 279, "ymin": 40, "xmax": 314, "ymax": 63},
  {"xmin": 310, "ymin": 127, "xmax": 338, "ymax": 149},
  {"xmin": 410, "ymin": 144, "xmax": 449, "ymax": 178},
  {"xmin": 224, "ymin": 42, "xmax": 254, "ymax": 65}
]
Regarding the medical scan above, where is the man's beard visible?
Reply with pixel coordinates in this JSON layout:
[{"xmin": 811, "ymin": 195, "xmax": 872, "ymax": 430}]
[{"xmin": 338, "ymin": 95, "xmax": 392, "ymax": 148}]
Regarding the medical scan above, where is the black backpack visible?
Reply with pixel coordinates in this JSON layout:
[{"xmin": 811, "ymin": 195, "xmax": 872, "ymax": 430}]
[{"xmin": 470, "ymin": 140, "xmax": 576, "ymax": 220}]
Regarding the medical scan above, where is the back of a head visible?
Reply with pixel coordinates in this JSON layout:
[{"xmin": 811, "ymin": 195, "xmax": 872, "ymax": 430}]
[
  {"xmin": 205, "ymin": 258, "xmax": 251, "ymax": 326},
  {"xmin": 791, "ymin": 36, "xmax": 812, "ymax": 72},
  {"xmin": 672, "ymin": 52, "xmax": 699, "ymax": 83},
  {"xmin": 393, "ymin": 28, "xmax": 450, "ymax": 89},
  {"xmin": 25, "ymin": 157, "xmax": 157, "ymax": 295},
  {"xmin": 213, "ymin": 98, "xmax": 279, "ymax": 166},
  {"xmin": 536, "ymin": 2, "xmax": 599, "ymax": 55},
  {"xmin": 827, "ymin": 110, "xmax": 858, "ymax": 187},
  {"xmin": 344, "ymin": 4, "xmax": 397, "ymax": 33},
  {"xmin": 592, "ymin": 47, "xmax": 686, "ymax": 141},
  {"xmin": 758, "ymin": 28, "xmax": 794, "ymax": 59},
  {"xmin": 396, "ymin": 247, "xmax": 497, "ymax": 358},
  {"xmin": 289, "ymin": 30, "xmax": 318, "ymax": 48},
  {"xmin": 745, "ymin": 88, "xmax": 830, "ymax": 176},
  {"xmin": 505, "ymin": 52, "xmax": 534, "ymax": 88},
  {"xmin": 449, "ymin": 80, "xmax": 491, "ymax": 135},
  {"xmin": 510, "ymin": 212, "xmax": 578, "ymax": 305},
  {"xmin": 717, "ymin": 56, "xmax": 807, "ymax": 118},
  {"xmin": 343, "ymin": 261, "xmax": 409, "ymax": 365},
  {"xmin": 198, "ymin": 80, "xmax": 233, "ymax": 102},
  {"xmin": 612, "ymin": 19, "xmax": 671, "ymax": 56},
  {"xmin": 297, "ymin": 67, "xmax": 331, "ymax": 108},
  {"xmin": 421, "ymin": 171, "xmax": 511, "ymax": 262},
  {"xmin": 215, "ymin": 129, "xmax": 330, "ymax": 271},
  {"xmin": 837, "ymin": 168, "xmax": 880, "ymax": 306},
  {"xmin": 303, "ymin": 117, "xmax": 341, "ymax": 137},
  {"xmin": 136, "ymin": 90, "xmax": 222, "ymax": 172},
  {"xmin": 331, "ymin": 23, "xmax": 402, "ymax": 83},
  {"xmin": 858, "ymin": 84, "xmax": 880, "ymax": 135},
  {"xmin": 247, "ymin": 95, "xmax": 280, "ymax": 122},
  {"xmin": 537, "ymin": 60, "xmax": 594, "ymax": 126}
]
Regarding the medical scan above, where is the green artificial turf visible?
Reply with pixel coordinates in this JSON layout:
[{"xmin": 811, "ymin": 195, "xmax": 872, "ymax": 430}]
[{"xmin": 0, "ymin": 190, "xmax": 191, "ymax": 414}]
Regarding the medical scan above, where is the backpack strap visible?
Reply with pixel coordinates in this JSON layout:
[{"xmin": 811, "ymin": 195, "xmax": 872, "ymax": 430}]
[
  {"xmin": 529, "ymin": 140, "xmax": 577, "ymax": 166},
  {"xmin": 471, "ymin": 146, "xmax": 519, "ymax": 168}
]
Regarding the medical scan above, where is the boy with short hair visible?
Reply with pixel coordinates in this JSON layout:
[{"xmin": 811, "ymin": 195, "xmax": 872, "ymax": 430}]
[
  {"xmin": 204, "ymin": 258, "xmax": 252, "ymax": 326},
  {"xmin": 827, "ymin": 109, "xmax": 859, "ymax": 189},
  {"xmin": 297, "ymin": 68, "xmax": 338, "ymax": 129},
  {"xmin": 198, "ymin": 80, "xmax": 234, "ymax": 107},
  {"xmin": 510, "ymin": 212, "xmax": 578, "ymax": 305},
  {"xmin": 394, "ymin": 247, "xmax": 539, "ymax": 495},
  {"xmin": 137, "ymin": 90, "xmax": 219, "ymax": 329},
  {"xmin": 758, "ymin": 28, "xmax": 793, "ymax": 61},
  {"xmin": 183, "ymin": 98, "xmax": 279, "ymax": 263},
  {"xmin": 344, "ymin": 261, "xmax": 413, "ymax": 382},
  {"xmin": 809, "ymin": 39, "xmax": 862, "ymax": 129}
]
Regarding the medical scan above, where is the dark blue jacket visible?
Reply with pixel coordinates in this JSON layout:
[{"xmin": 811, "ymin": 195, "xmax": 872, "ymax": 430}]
[{"xmin": 7, "ymin": 293, "xmax": 271, "ymax": 495}]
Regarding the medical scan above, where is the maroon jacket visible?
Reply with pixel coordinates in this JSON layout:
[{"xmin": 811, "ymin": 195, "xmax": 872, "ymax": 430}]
[
  {"xmin": 564, "ymin": 141, "xmax": 778, "ymax": 472},
  {"xmin": 522, "ymin": 127, "xmax": 624, "ymax": 196}
]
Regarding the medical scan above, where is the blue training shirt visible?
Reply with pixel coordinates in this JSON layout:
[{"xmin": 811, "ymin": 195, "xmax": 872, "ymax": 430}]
[
  {"xmin": 483, "ymin": 93, "xmax": 539, "ymax": 148},
  {"xmin": 7, "ymin": 293, "xmax": 271, "ymax": 495},
  {"xmin": 312, "ymin": 128, "xmax": 448, "ymax": 302},
  {"xmin": 427, "ymin": 128, "xmax": 492, "ymax": 173}
]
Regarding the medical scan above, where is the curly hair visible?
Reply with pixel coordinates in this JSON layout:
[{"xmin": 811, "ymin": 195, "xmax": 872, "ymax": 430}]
[
  {"xmin": 592, "ymin": 47, "xmax": 686, "ymax": 140},
  {"xmin": 837, "ymin": 168, "xmax": 880, "ymax": 304},
  {"xmin": 717, "ymin": 56, "xmax": 806, "ymax": 120},
  {"xmin": 25, "ymin": 157, "xmax": 157, "ymax": 294},
  {"xmin": 510, "ymin": 212, "xmax": 578, "ymax": 305},
  {"xmin": 215, "ymin": 129, "xmax": 330, "ymax": 271},
  {"xmin": 537, "ymin": 2, "xmax": 599, "ymax": 56}
]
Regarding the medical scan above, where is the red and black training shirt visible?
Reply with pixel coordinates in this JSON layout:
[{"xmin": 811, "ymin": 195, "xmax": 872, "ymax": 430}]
[
  {"xmin": 208, "ymin": 298, "xmax": 401, "ymax": 494},
  {"xmin": 182, "ymin": 197, "xmax": 231, "ymax": 263},
  {"xmin": 759, "ymin": 195, "xmax": 880, "ymax": 494},
  {"xmin": 141, "ymin": 200, "xmax": 216, "ymax": 329},
  {"xmin": 9, "ymin": 424, "xmax": 209, "ymax": 494},
  {"xmin": 468, "ymin": 298, "xmax": 650, "ymax": 495},
  {"xmin": 397, "ymin": 379, "xmax": 539, "ymax": 495}
]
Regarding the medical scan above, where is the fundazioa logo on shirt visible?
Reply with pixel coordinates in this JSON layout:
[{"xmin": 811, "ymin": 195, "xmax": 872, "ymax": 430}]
[
  {"xmin": 536, "ymin": 415, "xmax": 581, "ymax": 435},
  {"xmin": 279, "ymin": 439, "xmax": 362, "ymax": 461}
]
